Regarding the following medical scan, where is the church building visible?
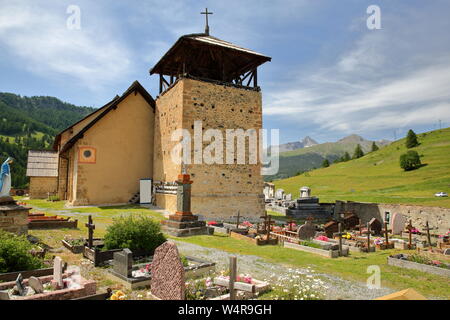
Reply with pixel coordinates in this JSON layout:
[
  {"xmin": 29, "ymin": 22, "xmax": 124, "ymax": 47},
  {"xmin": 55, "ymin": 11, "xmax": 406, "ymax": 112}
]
[{"xmin": 28, "ymin": 20, "xmax": 271, "ymax": 219}]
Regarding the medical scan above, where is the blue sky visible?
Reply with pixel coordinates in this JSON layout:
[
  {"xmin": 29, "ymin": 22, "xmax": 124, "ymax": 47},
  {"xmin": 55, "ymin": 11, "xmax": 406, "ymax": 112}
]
[{"xmin": 0, "ymin": 0, "xmax": 449, "ymax": 144}]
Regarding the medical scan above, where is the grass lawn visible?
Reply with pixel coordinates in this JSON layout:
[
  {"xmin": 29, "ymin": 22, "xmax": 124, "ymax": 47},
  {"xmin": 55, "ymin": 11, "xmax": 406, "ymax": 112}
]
[{"xmin": 19, "ymin": 198, "xmax": 450, "ymax": 300}]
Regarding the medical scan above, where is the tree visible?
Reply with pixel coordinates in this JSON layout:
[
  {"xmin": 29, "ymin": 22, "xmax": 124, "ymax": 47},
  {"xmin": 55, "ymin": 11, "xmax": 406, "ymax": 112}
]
[
  {"xmin": 406, "ymin": 129, "xmax": 419, "ymax": 148},
  {"xmin": 322, "ymin": 159, "xmax": 330, "ymax": 168},
  {"xmin": 400, "ymin": 150, "xmax": 422, "ymax": 171},
  {"xmin": 342, "ymin": 152, "xmax": 351, "ymax": 162},
  {"xmin": 353, "ymin": 144, "xmax": 364, "ymax": 159},
  {"xmin": 371, "ymin": 142, "xmax": 379, "ymax": 152}
]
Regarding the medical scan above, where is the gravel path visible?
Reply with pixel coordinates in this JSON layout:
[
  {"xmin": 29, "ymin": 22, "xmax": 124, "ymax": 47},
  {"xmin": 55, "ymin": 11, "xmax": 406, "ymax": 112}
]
[{"xmin": 175, "ymin": 240, "xmax": 395, "ymax": 300}]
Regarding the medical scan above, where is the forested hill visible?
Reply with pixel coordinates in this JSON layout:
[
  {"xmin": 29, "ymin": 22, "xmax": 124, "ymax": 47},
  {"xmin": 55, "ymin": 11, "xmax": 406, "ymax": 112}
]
[
  {"xmin": 0, "ymin": 93, "xmax": 95, "ymax": 136},
  {"xmin": 0, "ymin": 92, "xmax": 95, "ymax": 188}
]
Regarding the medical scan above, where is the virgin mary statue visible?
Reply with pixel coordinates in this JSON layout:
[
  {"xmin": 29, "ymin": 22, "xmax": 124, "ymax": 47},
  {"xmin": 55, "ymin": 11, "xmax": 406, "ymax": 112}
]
[{"xmin": 0, "ymin": 157, "xmax": 13, "ymax": 197}]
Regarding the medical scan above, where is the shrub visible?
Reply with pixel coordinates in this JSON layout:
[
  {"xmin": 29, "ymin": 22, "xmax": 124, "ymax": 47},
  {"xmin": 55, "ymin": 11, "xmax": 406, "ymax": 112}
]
[
  {"xmin": 0, "ymin": 230, "xmax": 44, "ymax": 273},
  {"xmin": 405, "ymin": 129, "xmax": 419, "ymax": 148},
  {"xmin": 371, "ymin": 142, "xmax": 379, "ymax": 152},
  {"xmin": 322, "ymin": 159, "xmax": 330, "ymax": 168},
  {"xmin": 400, "ymin": 150, "xmax": 422, "ymax": 171},
  {"xmin": 103, "ymin": 215, "xmax": 166, "ymax": 253}
]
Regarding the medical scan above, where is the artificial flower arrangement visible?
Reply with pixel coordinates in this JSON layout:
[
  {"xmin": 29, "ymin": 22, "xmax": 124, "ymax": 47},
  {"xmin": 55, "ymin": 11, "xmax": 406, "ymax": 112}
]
[
  {"xmin": 242, "ymin": 221, "xmax": 253, "ymax": 228},
  {"xmin": 438, "ymin": 231, "xmax": 450, "ymax": 240},
  {"xmin": 218, "ymin": 274, "xmax": 253, "ymax": 284},
  {"xmin": 374, "ymin": 237, "xmax": 383, "ymax": 245},
  {"xmin": 342, "ymin": 232, "xmax": 352, "ymax": 240},
  {"xmin": 207, "ymin": 221, "xmax": 218, "ymax": 226},
  {"xmin": 410, "ymin": 228, "xmax": 420, "ymax": 234},
  {"xmin": 110, "ymin": 290, "xmax": 126, "ymax": 300},
  {"xmin": 315, "ymin": 235, "xmax": 329, "ymax": 242}
]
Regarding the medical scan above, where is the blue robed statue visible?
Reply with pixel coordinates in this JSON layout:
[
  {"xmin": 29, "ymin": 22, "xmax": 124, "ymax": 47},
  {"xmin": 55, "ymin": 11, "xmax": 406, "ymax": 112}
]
[{"xmin": 0, "ymin": 157, "xmax": 13, "ymax": 197}]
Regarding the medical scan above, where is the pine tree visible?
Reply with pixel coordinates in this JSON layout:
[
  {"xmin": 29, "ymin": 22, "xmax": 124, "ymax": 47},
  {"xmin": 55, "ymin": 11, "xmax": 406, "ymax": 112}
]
[
  {"xmin": 371, "ymin": 142, "xmax": 379, "ymax": 152},
  {"xmin": 342, "ymin": 152, "xmax": 351, "ymax": 162},
  {"xmin": 353, "ymin": 144, "xmax": 364, "ymax": 159},
  {"xmin": 400, "ymin": 150, "xmax": 422, "ymax": 171},
  {"xmin": 322, "ymin": 159, "xmax": 330, "ymax": 168},
  {"xmin": 405, "ymin": 129, "xmax": 419, "ymax": 148}
]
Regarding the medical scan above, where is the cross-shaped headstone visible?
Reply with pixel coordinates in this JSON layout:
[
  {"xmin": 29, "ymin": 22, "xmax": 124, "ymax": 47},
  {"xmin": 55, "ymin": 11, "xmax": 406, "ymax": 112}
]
[
  {"xmin": 383, "ymin": 221, "xmax": 392, "ymax": 246},
  {"xmin": 405, "ymin": 220, "xmax": 414, "ymax": 249},
  {"xmin": 235, "ymin": 211, "xmax": 241, "ymax": 229},
  {"xmin": 85, "ymin": 215, "xmax": 95, "ymax": 248},
  {"xmin": 260, "ymin": 213, "xmax": 275, "ymax": 240},
  {"xmin": 229, "ymin": 256, "xmax": 237, "ymax": 300},
  {"xmin": 366, "ymin": 222, "xmax": 371, "ymax": 252},
  {"xmin": 356, "ymin": 219, "xmax": 365, "ymax": 236},
  {"xmin": 333, "ymin": 222, "xmax": 345, "ymax": 256},
  {"xmin": 423, "ymin": 221, "xmax": 436, "ymax": 248},
  {"xmin": 200, "ymin": 8, "xmax": 213, "ymax": 35}
]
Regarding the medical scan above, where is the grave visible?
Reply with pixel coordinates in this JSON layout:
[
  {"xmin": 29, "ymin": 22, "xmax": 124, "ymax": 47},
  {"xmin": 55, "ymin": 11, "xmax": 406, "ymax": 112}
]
[
  {"xmin": 343, "ymin": 213, "xmax": 359, "ymax": 230},
  {"xmin": 297, "ymin": 220, "xmax": 316, "ymax": 240},
  {"xmin": 391, "ymin": 212, "xmax": 407, "ymax": 235},
  {"xmin": 28, "ymin": 213, "xmax": 78, "ymax": 229},
  {"xmin": 324, "ymin": 220, "xmax": 339, "ymax": 238},
  {"xmin": 108, "ymin": 248, "xmax": 216, "ymax": 290},
  {"xmin": 161, "ymin": 172, "xmax": 211, "ymax": 237},
  {"xmin": 0, "ymin": 258, "xmax": 96, "ymax": 300},
  {"xmin": 286, "ymin": 187, "xmax": 331, "ymax": 219},
  {"xmin": 230, "ymin": 213, "xmax": 278, "ymax": 245},
  {"xmin": 150, "ymin": 242, "xmax": 185, "ymax": 300},
  {"xmin": 0, "ymin": 196, "xmax": 29, "ymax": 235},
  {"xmin": 369, "ymin": 218, "xmax": 382, "ymax": 235},
  {"xmin": 82, "ymin": 215, "xmax": 153, "ymax": 266}
]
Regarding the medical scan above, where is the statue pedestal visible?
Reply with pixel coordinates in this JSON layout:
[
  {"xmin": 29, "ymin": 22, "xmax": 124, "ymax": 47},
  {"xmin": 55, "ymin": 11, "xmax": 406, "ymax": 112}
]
[
  {"xmin": 160, "ymin": 174, "xmax": 212, "ymax": 237},
  {"xmin": 0, "ymin": 196, "xmax": 30, "ymax": 235}
]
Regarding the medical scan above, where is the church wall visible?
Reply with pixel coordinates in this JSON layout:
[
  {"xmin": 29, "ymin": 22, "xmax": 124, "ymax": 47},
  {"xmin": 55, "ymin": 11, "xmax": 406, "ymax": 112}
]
[
  {"xmin": 154, "ymin": 78, "xmax": 265, "ymax": 219},
  {"xmin": 29, "ymin": 177, "xmax": 58, "ymax": 199},
  {"xmin": 69, "ymin": 92, "xmax": 154, "ymax": 205}
]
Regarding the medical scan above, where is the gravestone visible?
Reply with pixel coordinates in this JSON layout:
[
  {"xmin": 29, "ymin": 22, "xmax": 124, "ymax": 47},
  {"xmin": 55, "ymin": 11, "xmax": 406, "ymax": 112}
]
[
  {"xmin": 300, "ymin": 186, "xmax": 311, "ymax": 198},
  {"xmin": 28, "ymin": 276, "xmax": 44, "ymax": 294},
  {"xmin": 343, "ymin": 213, "xmax": 359, "ymax": 229},
  {"xmin": 369, "ymin": 218, "xmax": 382, "ymax": 235},
  {"xmin": 150, "ymin": 242, "xmax": 185, "ymax": 300},
  {"xmin": 391, "ymin": 213, "xmax": 407, "ymax": 235},
  {"xmin": 275, "ymin": 189, "xmax": 285, "ymax": 200},
  {"xmin": 15, "ymin": 273, "xmax": 25, "ymax": 296},
  {"xmin": 113, "ymin": 249, "xmax": 133, "ymax": 278},
  {"xmin": 324, "ymin": 220, "xmax": 339, "ymax": 238},
  {"xmin": 297, "ymin": 221, "xmax": 316, "ymax": 240},
  {"xmin": 53, "ymin": 256, "xmax": 63, "ymax": 288},
  {"xmin": 444, "ymin": 248, "xmax": 450, "ymax": 255},
  {"xmin": 285, "ymin": 193, "xmax": 292, "ymax": 201}
]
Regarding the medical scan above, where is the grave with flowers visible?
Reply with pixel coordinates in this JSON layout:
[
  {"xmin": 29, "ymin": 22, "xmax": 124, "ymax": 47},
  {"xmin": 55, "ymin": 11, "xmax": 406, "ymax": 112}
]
[
  {"xmin": 108, "ymin": 246, "xmax": 216, "ymax": 290},
  {"xmin": 0, "ymin": 257, "xmax": 97, "ymax": 300},
  {"xmin": 388, "ymin": 253, "xmax": 450, "ymax": 278},
  {"xmin": 229, "ymin": 214, "xmax": 278, "ymax": 246}
]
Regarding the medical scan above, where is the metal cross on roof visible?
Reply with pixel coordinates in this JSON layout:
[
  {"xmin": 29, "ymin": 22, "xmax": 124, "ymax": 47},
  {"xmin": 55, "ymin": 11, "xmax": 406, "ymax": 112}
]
[{"xmin": 201, "ymin": 8, "xmax": 213, "ymax": 35}]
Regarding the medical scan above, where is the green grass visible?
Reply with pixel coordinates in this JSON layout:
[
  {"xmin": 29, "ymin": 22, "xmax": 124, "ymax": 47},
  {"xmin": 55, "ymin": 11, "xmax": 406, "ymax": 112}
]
[
  {"xmin": 174, "ymin": 234, "xmax": 450, "ymax": 299},
  {"xmin": 19, "ymin": 197, "xmax": 450, "ymax": 299},
  {"xmin": 274, "ymin": 127, "xmax": 450, "ymax": 207}
]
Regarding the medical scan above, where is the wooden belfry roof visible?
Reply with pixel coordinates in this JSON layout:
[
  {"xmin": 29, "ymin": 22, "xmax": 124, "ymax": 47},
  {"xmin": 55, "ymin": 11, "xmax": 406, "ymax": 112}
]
[
  {"xmin": 26, "ymin": 150, "xmax": 58, "ymax": 177},
  {"xmin": 149, "ymin": 33, "xmax": 271, "ymax": 84}
]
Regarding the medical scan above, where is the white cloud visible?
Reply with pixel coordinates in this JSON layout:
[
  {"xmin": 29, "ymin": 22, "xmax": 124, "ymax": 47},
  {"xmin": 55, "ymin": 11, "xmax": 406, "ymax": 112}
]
[
  {"xmin": 264, "ymin": 3, "xmax": 450, "ymax": 137},
  {"xmin": 0, "ymin": 1, "xmax": 132, "ymax": 91}
]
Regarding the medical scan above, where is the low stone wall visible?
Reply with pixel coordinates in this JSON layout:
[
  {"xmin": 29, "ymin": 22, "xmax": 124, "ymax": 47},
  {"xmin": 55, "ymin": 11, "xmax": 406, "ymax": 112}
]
[{"xmin": 335, "ymin": 201, "xmax": 450, "ymax": 235}]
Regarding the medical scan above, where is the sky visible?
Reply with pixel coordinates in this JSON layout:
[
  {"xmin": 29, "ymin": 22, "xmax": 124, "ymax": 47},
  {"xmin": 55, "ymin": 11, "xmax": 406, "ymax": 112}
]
[{"xmin": 0, "ymin": 0, "xmax": 449, "ymax": 144}]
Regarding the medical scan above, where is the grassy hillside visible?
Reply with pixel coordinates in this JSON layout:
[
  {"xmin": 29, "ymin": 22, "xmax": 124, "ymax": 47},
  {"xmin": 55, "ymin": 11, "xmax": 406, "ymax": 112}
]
[
  {"xmin": 266, "ymin": 135, "xmax": 390, "ymax": 181},
  {"xmin": 275, "ymin": 127, "xmax": 450, "ymax": 208}
]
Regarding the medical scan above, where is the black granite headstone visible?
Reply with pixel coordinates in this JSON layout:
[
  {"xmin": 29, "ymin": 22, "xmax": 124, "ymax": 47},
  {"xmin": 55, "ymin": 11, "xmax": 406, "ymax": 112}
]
[{"xmin": 113, "ymin": 249, "xmax": 133, "ymax": 278}]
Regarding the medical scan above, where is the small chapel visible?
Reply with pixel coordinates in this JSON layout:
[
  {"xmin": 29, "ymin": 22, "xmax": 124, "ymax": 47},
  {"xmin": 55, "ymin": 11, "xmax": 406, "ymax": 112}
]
[{"xmin": 26, "ymin": 12, "xmax": 271, "ymax": 219}]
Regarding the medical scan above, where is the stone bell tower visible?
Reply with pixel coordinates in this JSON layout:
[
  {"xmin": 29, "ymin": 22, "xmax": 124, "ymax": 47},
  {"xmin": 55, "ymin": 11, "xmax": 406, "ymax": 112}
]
[{"xmin": 150, "ymin": 16, "xmax": 271, "ymax": 220}]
